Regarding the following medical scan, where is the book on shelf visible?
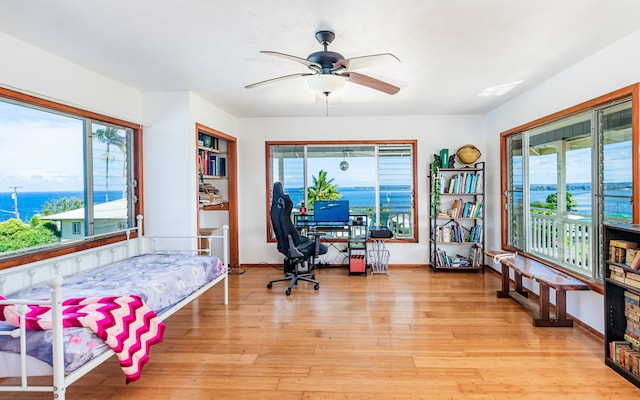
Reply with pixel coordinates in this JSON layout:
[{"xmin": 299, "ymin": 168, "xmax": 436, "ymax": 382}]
[
  {"xmin": 468, "ymin": 245, "xmax": 482, "ymax": 267},
  {"xmin": 625, "ymin": 276, "xmax": 640, "ymax": 289},
  {"xmin": 631, "ymin": 250, "xmax": 640, "ymax": 270},
  {"xmin": 611, "ymin": 239, "xmax": 638, "ymax": 249},
  {"xmin": 628, "ymin": 249, "xmax": 639, "ymax": 266},
  {"xmin": 627, "ymin": 272, "xmax": 640, "ymax": 285},
  {"xmin": 610, "ymin": 240, "xmax": 638, "ymax": 264},
  {"xmin": 475, "ymin": 171, "xmax": 483, "ymax": 193},
  {"xmin": 198, "ymin": 183, "xmax": 223, "ymax": 205},
  {"xmin": 446, "ymin": 172, "xmax": 481, "ymax": 194},
  {"xmin": 628, "ymin": 319, "xmax": 640, "ymax": 331},
  {"xmin": 625, "ymin": 290, "xmax": 640, "ymax": 306},
  {"xmin": 450, "ymin": 199, "xmax": 462, "ymax": 217},
  {"xmin": 611, "ymin": 340, "xmax": 632, "ymax": 362},
  {"xmin": 435, "ymin": 248, "xmax": 449, "ymax": 267},
  {"xmin": 626, "ymin": 309, "xmax": 640, "ymax": 324},
  {"xmin": 437, "ymin": 174, "xmax": 445, "ymax": 194},
  {"xmin": 437, "ymin": 222, "xmax": 466, "ymax": 243},
  {"xmin": 609, "ymin": 264, "xmax": 626, "ymax": 283},
  {"xmin": 434, "ymin": 247, "xmax": 482, "ymax": 268},
  {"xmin": 622, "ymin": 348, "xmax": 640, "ymax": 371},
  {"xmin": 441, "ymin": 225, "xmax": 450, "ymax": 242},
  {"xmin": 627, "ymin": 322, "xmax": 640, "ymax": 339},
  {"xmin": 466, "ymin": 225, "xmax": 483, "ymax": 243},
  {"xmin": 625, "ymin": 333, "xmax": 640, "ymax": 351},
  {"xmin": 198, "ymin": 149, "xmax": 227, "ymax": 178},
  {"xmin": 626, "ymin": 349, "xmax": 639, "ymax": 372}
]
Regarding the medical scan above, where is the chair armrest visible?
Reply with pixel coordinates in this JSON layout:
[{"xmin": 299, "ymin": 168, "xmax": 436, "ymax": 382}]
[
  {"xmin": 307, "ymin": 232, "xmax": 325, "ymax": 257},
  {"xmin": 287, "ymin": 234, "xmax": 305, "ymax": 259}
]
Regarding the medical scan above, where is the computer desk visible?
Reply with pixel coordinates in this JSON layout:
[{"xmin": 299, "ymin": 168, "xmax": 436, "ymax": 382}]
[{"xmin": 294, "ymin": 214, "xmax": 368, "ymax": 266}]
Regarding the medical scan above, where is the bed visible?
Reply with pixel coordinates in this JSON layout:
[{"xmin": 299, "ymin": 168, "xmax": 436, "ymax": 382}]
[{"xmin": 0, "ymin": 215, "xmax": 229, "ymax": 400}]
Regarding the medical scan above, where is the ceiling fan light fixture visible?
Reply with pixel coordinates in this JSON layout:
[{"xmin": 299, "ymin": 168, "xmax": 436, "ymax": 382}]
[{"xmin": 307, "ymin": 74, "xmax": 346, "ymax": 94}]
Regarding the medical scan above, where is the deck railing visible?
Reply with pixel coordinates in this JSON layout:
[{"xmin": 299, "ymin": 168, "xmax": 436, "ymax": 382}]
[
  {"xmin": 350, "ymin": 206, "xmax": 413, "ymax": 239},
  {"xmin": 529, "ymin": 211, "xmax": 591, "ymax": 275}
]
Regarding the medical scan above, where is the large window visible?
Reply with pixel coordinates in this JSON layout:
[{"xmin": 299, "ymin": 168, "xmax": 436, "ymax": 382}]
[
  {"xmin": 0, "ymin": 89, "xmax": 141, "ymax": 260},
  {"xmin": 503, "ymin": 94, "xmax": 634, "ymax": 280},
  {"xmin": 268, "ymin": 141, "xmax": 417, "ymax": 241}
]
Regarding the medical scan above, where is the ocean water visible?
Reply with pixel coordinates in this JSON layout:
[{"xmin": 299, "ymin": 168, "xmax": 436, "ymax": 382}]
[
  {"xmin": 528, "ymin": 183, "xmax": 632, "ymax": 218},
  {"xmin": 0, "ymin": 191, "xmax": 123, "ymax": 223},
  {"xmin": 0, "ymin": 184, "xmax": 632, "ymax": 224},
  {"xmin": 286, "ymin": 186, "xmax": 411, "ymax": 210}
]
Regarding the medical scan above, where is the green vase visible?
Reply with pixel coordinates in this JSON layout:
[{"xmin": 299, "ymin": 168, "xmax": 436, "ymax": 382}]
[{"xmin": 440, "ymin": 149, "xmax": 449, "ymax": 168}]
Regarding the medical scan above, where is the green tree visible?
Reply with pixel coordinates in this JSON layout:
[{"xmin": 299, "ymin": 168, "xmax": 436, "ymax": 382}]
[
  {"xmin": 42, "ymin": 196, "xmax": 84, "ymax": 216},
  {"xmin": 546, "ymin": 192, "xmax": 578, "ymax": 211},
  {"xmin": 93, "ymin": 127, "xmax": 126, "ymax": 202},
  {"xmin": 0, "ymin": 217, "xmax": 59, "ymax": 253},
  {"xmin": 30, "ymin": 215, "xmax": 60, "ymax": 238},
  {"xmin": 307, "ymin": 170, "xmax": 341, "ymax": 207},
  {"xmin": 532, "ymin": 192, "xmax": 577, "ymax": 212}
]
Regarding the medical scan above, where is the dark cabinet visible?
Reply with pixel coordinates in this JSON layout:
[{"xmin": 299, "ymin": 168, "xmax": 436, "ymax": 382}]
[{"xmin": 604, "ymin": 223, "xmax": 640, "ymax": 388}]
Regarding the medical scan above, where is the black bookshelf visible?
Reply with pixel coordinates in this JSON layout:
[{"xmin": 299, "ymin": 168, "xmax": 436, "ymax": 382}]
[
  {"xmin": 604, "ymin": 223, "xmax": 640, "ymax": 388},
  {"xmin": 428, "ymin": 161, "xmax": 485, "ymax": 272}
]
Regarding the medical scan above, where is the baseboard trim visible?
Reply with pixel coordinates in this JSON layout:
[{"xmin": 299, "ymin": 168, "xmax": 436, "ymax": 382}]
[
  {"xmin": 485, "ymin": 267, "xmax": 603, "ymax": 339},
  {"xmin": 241, "ymin": 263, "xmax": 428, "ymax": 269}
]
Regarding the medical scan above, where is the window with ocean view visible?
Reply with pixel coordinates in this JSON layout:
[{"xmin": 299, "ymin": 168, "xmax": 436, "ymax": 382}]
[
  {"xmin": 0, "ymin": 92, "xmax": 140, "ymax": 258},
  {"xmin": 503, "ymin": 97, "xmax": 633, "ymax": 280},
  {"xmin": 268, "ymin": 141, "xmax": 416, "ymax": 241}
]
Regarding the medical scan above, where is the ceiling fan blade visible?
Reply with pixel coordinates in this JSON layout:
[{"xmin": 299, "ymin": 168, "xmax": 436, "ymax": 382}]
[
  {"xmin": 260, "ymin": 51, "xmax": 321, "ymax": 71},
  {"xmin": 245, "ymin": 72, "xmax": 316, "ymax": 89},
  {"xmin": 333, "ymin": 53, "xmax": 400, "ymax": 71},
  {"xmin": 341, "ymin": 72, "xmax": 400, "ymax": 95}
]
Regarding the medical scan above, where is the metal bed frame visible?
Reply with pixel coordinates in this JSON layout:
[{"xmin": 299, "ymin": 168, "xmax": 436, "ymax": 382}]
[{"xmin": 0, "ymin": 215, "xmax": 229, "ymax": 400}]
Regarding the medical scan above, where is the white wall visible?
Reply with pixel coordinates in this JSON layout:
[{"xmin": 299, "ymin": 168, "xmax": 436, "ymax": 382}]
[
  {"xmin": 0, "ymin": 32, "xmax": 143, "ymax": 124},
  {"xmin": 484, "ymin": 29, "xmax": 640, "ymax": 333},
  {"xmin": 142, "ymin": 92, "xmax": 238, "ymax": 237},
  {"xmin": 141, "ymin": 92, "xmax": 193, "ymax": 236},
  {"xmin": 237, "ymin": 114, "xmax": 487, "ymax": 266}
]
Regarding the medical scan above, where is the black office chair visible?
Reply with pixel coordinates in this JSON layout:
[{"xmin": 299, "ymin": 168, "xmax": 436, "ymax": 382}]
[{"xmin": 267, "ymin": 182, "xmax": 327, "ymax": 295}]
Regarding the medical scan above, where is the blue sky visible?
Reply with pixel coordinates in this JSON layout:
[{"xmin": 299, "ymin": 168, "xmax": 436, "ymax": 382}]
[
  {"xmin": 0, "ymin": 100, "xmax": 125, "ymax": 193},
  {"xmin": 528, "ymin": 141, "xmax": 631, "ymax": 184},
  {"xmin": 277, "ymin": 155, "xmax": 412, "ymax": 189},
  {"xmin": 0, "ymin": 101, "xmax": 84, "ymax": 192}
]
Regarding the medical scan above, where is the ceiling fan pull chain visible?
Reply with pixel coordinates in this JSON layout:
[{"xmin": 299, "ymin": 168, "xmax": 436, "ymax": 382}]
[{"xmin": 324, "ymin": 92, "xmax": 329, "ymax": 116}]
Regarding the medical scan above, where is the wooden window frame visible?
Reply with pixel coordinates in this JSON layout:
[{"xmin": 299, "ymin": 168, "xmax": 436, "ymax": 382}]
[
  {"xmin": 499, "ymin": 83, "xmax": 640, "ymax": 291},
  {"xmin": 0, "ymin": 87, "xmax": 143, "ymax": 271},
  {"xmin": 265, "ymin": 139, "xmax": 418, "ymax": 244}
]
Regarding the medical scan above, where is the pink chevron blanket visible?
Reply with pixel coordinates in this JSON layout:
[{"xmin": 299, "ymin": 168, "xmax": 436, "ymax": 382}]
[{"xmin": 0, "ymin": 295, "xmax": 165, "ymax": 383}]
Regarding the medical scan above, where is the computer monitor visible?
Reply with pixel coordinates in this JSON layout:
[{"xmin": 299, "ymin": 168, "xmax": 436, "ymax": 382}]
[{"xmin": 313, "ymin": 200, "xmax": 350, "ymax": 223}]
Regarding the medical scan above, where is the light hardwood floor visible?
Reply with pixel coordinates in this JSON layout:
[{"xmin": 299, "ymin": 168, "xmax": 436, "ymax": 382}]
[{"xmin": 4, "ymin": 266, "xmax": 639, "ymax": 399}]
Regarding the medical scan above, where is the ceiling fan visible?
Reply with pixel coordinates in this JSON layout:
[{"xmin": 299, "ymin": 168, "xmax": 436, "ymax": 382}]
[{"xmin": 245, "ymin": 30, "xmax": 401, "ymax": 96}]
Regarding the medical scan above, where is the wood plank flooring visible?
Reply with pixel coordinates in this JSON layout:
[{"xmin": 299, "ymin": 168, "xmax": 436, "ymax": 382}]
[{"xmin": 4, "ymin": 266, "xmax": 639, "ymax": 399}]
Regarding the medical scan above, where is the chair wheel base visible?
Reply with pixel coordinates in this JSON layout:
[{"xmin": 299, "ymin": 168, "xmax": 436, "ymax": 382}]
[{"xmin": 285, "ymin": 288, "xmax": 292, "ymax": 296}]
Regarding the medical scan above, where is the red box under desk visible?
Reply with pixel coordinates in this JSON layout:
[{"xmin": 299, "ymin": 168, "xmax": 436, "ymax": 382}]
[{"xmin": 349, "ymin": 254, "xmax": 366, "ymax": 274}]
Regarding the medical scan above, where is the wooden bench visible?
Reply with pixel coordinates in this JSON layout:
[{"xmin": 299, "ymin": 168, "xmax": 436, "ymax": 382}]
[{"xmin": 485, "ymin": 250, "xmax": 590, "ymax": 327}]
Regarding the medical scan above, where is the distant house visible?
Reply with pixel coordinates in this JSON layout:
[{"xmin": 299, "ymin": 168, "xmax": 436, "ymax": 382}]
[{"xmin": 40, "ymin": 199, "xmax": 128, "ymax": 240}]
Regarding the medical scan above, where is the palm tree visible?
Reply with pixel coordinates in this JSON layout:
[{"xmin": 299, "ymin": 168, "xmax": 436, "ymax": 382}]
[
  {"xmin": 93, "ymin": 127, "xmax": 126, "ymax": 202},
  {"xmin": 307, "ymin": 170, "xmax": 341, "ymax": 207}
]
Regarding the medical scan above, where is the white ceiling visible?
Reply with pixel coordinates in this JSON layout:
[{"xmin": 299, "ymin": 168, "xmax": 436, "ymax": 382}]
[{"xmin": 2, "ymin": 0, "xmax": 640, "ymax": 118}]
